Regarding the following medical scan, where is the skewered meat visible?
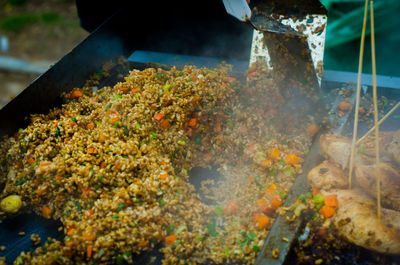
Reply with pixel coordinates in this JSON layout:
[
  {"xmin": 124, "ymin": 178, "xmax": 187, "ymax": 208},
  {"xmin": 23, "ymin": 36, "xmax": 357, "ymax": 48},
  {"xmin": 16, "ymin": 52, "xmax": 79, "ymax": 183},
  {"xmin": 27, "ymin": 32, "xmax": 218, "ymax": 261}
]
[
  {"xmin": 307, "ymin": 160, "xmax": 348, "ymax": 190},
  {"xmin": 325, "ymin": 189, "xmax": 400, "ymax": 255},
  {"xmin": 319, "ymin": 132, "xmax": 395, "ymax": 169},
  {"xmin": 319, "ymin": 134, "xmax": 352, "ymax": 169},
  {"xmin": 355, "ymin": 162, "xmax": 400, "ymax": 211}
]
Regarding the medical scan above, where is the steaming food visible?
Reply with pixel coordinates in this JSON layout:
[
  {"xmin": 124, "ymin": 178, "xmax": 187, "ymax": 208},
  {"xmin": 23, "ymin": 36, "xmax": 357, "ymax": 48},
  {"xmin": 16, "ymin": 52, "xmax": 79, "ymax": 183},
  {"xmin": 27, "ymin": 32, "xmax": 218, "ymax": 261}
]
[
  {"xmin": 355, "ymin": 162, "xmax": 400, "ymax": 211},
  {"xmin": 308, "ymin": 132, "xmax": 400, "ymax": 254},
  {"xmin": 307, "ymin": 160, "xmax": 347, "ymax": 190},
  {"xmin": 322, "ymin": 189, "xmax": 400, "ymax": 255},
  {"xmin": 0, "ymin": 64, "xmax": 312, "ymax": 264}
]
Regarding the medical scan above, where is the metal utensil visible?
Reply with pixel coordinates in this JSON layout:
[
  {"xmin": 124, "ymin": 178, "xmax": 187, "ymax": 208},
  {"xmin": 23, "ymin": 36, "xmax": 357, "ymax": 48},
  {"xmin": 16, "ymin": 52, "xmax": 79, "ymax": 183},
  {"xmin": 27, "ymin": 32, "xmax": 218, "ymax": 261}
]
[{"xmin": 222, "ymin": 0, "xmax": 300, "ymax": 36}]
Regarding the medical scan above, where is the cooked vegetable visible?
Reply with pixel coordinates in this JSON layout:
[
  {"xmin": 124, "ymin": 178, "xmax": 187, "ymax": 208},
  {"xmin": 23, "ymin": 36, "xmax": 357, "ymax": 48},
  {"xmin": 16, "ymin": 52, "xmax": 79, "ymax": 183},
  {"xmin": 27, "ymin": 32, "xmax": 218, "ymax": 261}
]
[
  {"xmin": 154, "ymin": 113, "xmax": 165, "ymax": 121},
  {"xmin": 254, "ymin": 214, "xmax": 269, "ymax": 229},
  {"xmin": 70, "ymin": 90, "xmax": 83, "ymax": 99},
  {"xmin": 165, "ymin": 234, "xmax": 177, "ymax": 246},
  {"xmin": 269, "ymin": 148, "xmax": 280, "ymax": 160},
  {"xmin": 285, "ymin": 154, "xmax": 300, "ymax": 165},
  {"xmin": 0, "ymin": 194, "xmax": 22, "ymax": 213},
  {"xmin": 324, "ymin": 195, "xmax": 338, "ymax": 208},
  {"xmin": 320, "ymin": 205, "xmax": 335, "ymax": 218},
  {"xmin": 42, "ymin": 206, "xmax": 53, "ymax": 218}
]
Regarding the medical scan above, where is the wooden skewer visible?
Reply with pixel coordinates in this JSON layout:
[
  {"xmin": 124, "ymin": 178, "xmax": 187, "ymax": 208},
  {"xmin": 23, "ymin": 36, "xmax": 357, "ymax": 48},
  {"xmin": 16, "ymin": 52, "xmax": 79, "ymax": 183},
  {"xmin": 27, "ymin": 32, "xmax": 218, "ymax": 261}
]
[
  {"xmin": 348, "ymin": 0, "xmax": 369, "ymax": 189},
  {"xmin": 370, "ymin": 0, "xmax": 381, "ymax": 220},
  {"xmin": 356, "ymin": 101, "xmax": 400, "ymax": 145}
]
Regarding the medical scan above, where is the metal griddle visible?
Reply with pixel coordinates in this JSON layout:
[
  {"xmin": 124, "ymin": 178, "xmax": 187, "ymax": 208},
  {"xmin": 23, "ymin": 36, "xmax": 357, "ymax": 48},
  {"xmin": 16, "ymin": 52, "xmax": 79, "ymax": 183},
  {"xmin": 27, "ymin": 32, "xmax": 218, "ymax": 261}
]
[{"xmin": 1, "ymin": 4, "xmax": 400, "ymax": 265}]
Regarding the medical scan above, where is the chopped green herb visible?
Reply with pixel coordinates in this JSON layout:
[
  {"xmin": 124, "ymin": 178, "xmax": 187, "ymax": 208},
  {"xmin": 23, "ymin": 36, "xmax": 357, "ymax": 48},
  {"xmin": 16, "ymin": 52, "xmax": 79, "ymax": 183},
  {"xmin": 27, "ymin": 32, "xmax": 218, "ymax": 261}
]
[
  {"xmin": 105, "ymin": 103, "xmax": 112, "ymax": 111},
  {"xmin": 214, "ymin": 205, "xmax": 224, "ymax": 215},
  {"xmin": 135, "ymin": 123, "xmax": 140, "ymax": 129},
  {"xmin": 206, "ymin": 223, "xmax": 218, "ymax": 237},
  {"xmin": 313, "ymin": 194, "xmax": 324, "ymax": 204},
  {"xmin": 131, "ymin": 221, "xmax": 136, "ymax": 227},
  {"xmin": 117, "ymin": 204, "xmax": 124, "ymax": 211},
  {"xmin": 112, "ymin": 215, "xmax": 119, "ymax": 219},
  {"xmin": 226, "ymin": 121, "xmax": 233, "ymax": 128},
  {"xmin": 172, "ymin": 239, "xmax": 182, "ymax": 249},
  {"xmin": 168, "ymin": 225, "xmax": 175, "ymax": 232},
  {"xmin": 16, "ymin": 178, "xmax": 27, "ymax": 185},
  {"xmin": 71, "ymin": 117, "xmax": 77, "ymax": 122},
  {"xmin": 163, "ymin": 84, "xmax": 171, "ymax": 91},
  {"xmin": 195, "ymin": 137, "xmax": 201, "ymax": 144},
  {"xmin": 113, "ymin": 94, "xmax": 122, "ymax": 101},
  {"xmin": 76, "ymin": 201, "xmax": 82, "ymax": 212},
  {"xmin": 252, "ymin": 245, "xmax": 260, "ymax": 251},
  {"xmin": 151, "ymin": 132, "xmax": 158, "ymax": 138},
  {"xmin": 159, "ymin": 199, "xmax": 165, "ymax": 206}
]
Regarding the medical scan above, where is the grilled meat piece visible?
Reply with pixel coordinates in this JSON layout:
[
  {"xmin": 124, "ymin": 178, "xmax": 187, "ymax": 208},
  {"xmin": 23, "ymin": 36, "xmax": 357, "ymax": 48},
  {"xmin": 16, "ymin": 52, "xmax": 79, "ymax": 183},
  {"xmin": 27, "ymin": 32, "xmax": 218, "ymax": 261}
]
[
  {"xmin": 307, "ymin": 160, "xmax": 348, "ymax": 190},
  {"xmin": 355, "ymin": 162, "xmax": 400, "ymax": 211},
  {"xmin": 320, "ymin": 134, "xmax": 352, "ymax": 169},
  {"xmin": 325, "ymin": 189, "xmax": 400, "ymax": 255}
]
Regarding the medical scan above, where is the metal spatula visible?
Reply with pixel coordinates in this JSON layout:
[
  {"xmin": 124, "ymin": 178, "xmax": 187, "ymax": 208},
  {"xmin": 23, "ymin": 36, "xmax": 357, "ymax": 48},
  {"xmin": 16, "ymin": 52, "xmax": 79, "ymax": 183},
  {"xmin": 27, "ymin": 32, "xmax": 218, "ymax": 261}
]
[{"xmin": 222, "ymin": 0, "xmax": 300, "ymax": 36}]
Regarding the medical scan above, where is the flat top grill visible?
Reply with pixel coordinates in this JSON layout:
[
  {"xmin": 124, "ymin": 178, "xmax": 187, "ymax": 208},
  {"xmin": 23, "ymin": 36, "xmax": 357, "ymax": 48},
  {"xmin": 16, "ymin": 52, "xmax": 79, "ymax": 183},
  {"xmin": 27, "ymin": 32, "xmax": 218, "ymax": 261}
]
[{"xmin": 0, "ymin": 3, "xmax": 399, "ymax": 265}]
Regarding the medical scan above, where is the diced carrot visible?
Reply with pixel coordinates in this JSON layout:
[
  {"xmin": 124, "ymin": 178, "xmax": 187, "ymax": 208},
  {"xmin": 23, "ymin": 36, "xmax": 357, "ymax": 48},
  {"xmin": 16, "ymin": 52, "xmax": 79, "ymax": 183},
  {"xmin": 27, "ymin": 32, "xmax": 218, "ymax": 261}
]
[
  {"xmin": 285, "ymin": 154, "xmax": 300, "ymax": 165},
  {"xmin": 42, "ymin": 206, "xmax": 53, "ymax": 218},
  {"xmin": 160, "ymin": 172, "xmax": 168, "ymax": 180},
  {"xmin": 255, "ymin": 215, "xmax": 269, "ymax": 229},
  {"xmin": 265, "ymin": 188, "xmax": 275, "ymax": 195},
  {"xmin": 82, "ymin": 232, "xmax": 96, "ymax": 241},
  {"xmin": 66, "ymin": 228, "xmax": 75, "ymax": 236},
  {"xmin": 87, "ymin": 209, "xmax": 94, "ymax": 215},
  {"xmin": 86, "ymin": 123, "xmax": 95, "ymax": 130},
  {"xmin": 249, "ymin": 177, "xmax": 255, "ymax": 183},
  {"xmin": 81, "ymin": 187, "xmax": 91, "ymax": 196},
  {"xmin": 188, "ymin": 118, "xmax": 197, "ymax": 128},
  {"xmin": 256, "ymin": 199, "xmax": 267, "ymax": 207},
  {"xmin": 269, "ymin": 148, "xmax": 280, "ymax": 160},
  {"xmin": 27, "ymin": 157, "xmax": 35, "ymax": 165},
  {"xmin": 270, "ymin": 195, "xmax": 283, "ymax": 209},
  {"xmin": 248, "ymin": 144, "xmax": 257, "ymax": 153},
  {"xmin": 220, "ymin": 83, "xmax": 228, "ymax": 89},
  {"xmin": 191, "ymin": 95, "xmax": 201, "ymax": 103},
  {"xmin": 154, "ymin": 113, "xmax": 165, "ymax": 121},
  {"xmin": 118, "ymin": 87, "xmax": 129, "ymax": 92},
  {"xmin": 320, "ymin": 206, "xmax": 335, "ymax": 218},
  {"xmin": 224, "ymin": 201, "xmax": 239, "ymax": 215},
  {"xmin": 86, "ymin": 245, "xmax": 93, "ymax": 259},
  {"xmin": 110, "ymin": 114, "xmax": 120, "ymax": 125},
  {"xmin": 87, "ymin": 147, "xmax": 95, "ymax": 154},
  {"xmin": 324, "ymin": 195, "xmax": 338, "ymax": 208},
  {"xmin": 359, "ymin": 107, "xmax": 366, "ymax": 114},
  {"xmin": 306, "ymin": 123, "xmax": 320, "ymax": 136},
  {"xmin": 160, "ymin": 119, "xmax": 170, "ymax": 130},
  {"xmin": 71, "ymin": 90, "xmax": 83, "ymax": 99},
  {"xmin": 260, "ymin": 159, "xmax": 272, "ymax": 168},
  {"xmin": 70, "ymin": 121, "xmax": 76, "ymax": 126},
  {"xmin": 65, "ymin": 240, "xmax": 74, "ymax": 248},
  {"xmin": 165, "ymin": 234, "xmax": 177, "ymax": 246},
  {"xmin": 337, "ymin": 101, "xmax": 351, "ymax": 111}
]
